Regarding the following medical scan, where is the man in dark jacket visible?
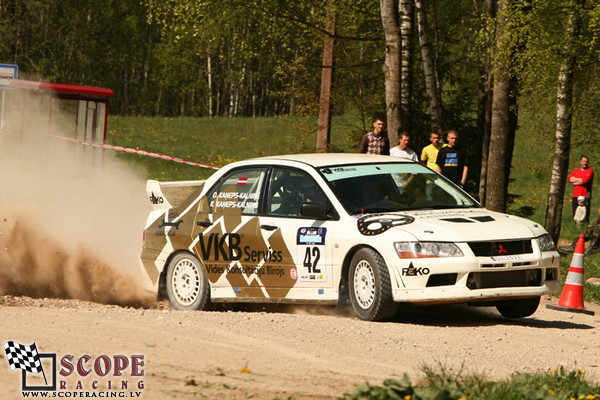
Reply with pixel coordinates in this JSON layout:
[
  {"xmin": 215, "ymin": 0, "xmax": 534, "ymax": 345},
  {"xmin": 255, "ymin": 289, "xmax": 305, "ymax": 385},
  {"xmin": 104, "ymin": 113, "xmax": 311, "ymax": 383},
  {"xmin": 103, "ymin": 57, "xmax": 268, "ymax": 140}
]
[{"xmin": 435, "ymin": 130, "xmax": 468, "ymax": 188}]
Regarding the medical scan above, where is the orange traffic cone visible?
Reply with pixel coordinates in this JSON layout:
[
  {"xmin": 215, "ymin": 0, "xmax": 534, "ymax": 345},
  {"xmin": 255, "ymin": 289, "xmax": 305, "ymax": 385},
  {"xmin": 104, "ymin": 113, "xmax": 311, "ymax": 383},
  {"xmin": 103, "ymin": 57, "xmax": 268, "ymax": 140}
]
[{"xmin": 547, "ymin": 234, "xmax": 595, "ymax": 315}]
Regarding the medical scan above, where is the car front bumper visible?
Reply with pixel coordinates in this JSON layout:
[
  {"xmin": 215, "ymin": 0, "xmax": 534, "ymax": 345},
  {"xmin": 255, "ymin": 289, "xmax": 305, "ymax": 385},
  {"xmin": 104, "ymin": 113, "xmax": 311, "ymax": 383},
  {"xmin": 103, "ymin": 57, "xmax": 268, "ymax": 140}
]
[{"xmin": 389, "ymin": 251, "xmax": 562, "ymax": 304}]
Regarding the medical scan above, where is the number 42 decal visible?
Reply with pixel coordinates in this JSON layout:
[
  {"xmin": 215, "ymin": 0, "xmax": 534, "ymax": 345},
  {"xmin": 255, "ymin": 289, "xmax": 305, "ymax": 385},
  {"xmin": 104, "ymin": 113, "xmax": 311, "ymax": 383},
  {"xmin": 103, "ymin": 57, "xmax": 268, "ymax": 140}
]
[{"xmin": 303, "ymin": 246, "xmax": 321, "ymax": 273}]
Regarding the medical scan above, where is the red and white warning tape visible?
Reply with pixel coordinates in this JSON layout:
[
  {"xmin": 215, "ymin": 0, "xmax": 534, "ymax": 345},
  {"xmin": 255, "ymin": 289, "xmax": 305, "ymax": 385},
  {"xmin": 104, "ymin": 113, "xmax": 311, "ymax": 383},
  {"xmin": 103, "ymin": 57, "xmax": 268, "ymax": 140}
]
[{"xmin": 50, "ymin": 135, "xmax": 221, "ymax": 170}]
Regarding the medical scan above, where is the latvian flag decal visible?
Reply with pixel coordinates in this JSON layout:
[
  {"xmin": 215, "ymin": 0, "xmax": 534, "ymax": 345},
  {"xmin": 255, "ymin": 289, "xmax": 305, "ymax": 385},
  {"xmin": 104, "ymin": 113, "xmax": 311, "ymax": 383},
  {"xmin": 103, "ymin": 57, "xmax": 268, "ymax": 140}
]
[{"xmin": 237, "ymin": 177, "xmax": 248, "ymax": 186}]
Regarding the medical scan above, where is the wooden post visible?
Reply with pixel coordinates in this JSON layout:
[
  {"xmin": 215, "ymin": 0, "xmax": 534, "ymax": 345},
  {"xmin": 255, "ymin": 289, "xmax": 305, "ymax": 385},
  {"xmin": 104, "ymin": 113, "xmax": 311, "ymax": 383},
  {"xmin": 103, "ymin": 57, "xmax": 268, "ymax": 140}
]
[{"xmin": 316, "ymin": 1, "xmax": 336, "ymax": 153}]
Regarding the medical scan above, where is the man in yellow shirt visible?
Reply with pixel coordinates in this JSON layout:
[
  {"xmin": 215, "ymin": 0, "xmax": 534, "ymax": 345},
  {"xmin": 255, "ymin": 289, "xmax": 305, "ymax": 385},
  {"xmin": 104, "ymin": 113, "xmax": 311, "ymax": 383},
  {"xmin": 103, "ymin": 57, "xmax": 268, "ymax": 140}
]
[{"xmin": 420, "ymin": 132, "xmax": 446, "ymax": 170}]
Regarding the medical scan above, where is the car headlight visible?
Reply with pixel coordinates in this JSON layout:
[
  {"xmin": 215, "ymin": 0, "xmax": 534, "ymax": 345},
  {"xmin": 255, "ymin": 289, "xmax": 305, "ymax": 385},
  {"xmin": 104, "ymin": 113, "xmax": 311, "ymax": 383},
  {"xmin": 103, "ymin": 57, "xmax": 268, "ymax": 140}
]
[
  {"xmin": 394, "ymin": 242, "xmax": 463, "ymax": 258},
  {"xmin": 537, "ymin": 234, "xmax": 556, "ymax": 251}
]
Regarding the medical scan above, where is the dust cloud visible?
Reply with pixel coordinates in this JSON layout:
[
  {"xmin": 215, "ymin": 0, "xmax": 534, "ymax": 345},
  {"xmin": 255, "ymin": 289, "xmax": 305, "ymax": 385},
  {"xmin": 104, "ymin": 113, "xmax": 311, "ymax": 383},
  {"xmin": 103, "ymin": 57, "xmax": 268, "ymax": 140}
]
[{"xmin": 0, "ymin": 90, "xmax": 157, "ymax": 307}]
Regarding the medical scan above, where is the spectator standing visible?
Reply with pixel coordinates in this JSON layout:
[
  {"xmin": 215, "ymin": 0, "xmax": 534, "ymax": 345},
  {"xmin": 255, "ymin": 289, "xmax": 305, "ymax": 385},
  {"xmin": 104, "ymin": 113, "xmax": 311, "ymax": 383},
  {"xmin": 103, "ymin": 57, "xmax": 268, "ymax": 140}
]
[
  {"xmin": 420, "ymin": 132, "xmax": 446, "ymax": 170},
  {"xmin": 574, "ymin": 196, "xmax": 587, "ymax": 228},
  {"xmin": 359, "ymin": 118, "xmax": 389, "ymax": 155},
  {"xmin": 435, "ymin": 130, "xmax": 468, "ymax": 188},
  {"xmin": 559, "ymin": 206, "xmax": 600, "ymax": 255},
  {"xmin": 390, "ymin": 132, "xmax": 418, "ymax": 162},
  {"xmin": 568, "ymin": 155, "xmax": 593, "ymax": 224}
]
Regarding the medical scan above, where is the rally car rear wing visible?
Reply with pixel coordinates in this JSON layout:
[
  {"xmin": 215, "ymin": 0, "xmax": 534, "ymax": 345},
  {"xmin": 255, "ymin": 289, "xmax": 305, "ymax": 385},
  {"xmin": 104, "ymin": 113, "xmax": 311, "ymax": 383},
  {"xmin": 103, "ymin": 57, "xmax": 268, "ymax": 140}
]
[{"xmin": 146, "ymin": 179, "xmax": 205, "ymax": 210}]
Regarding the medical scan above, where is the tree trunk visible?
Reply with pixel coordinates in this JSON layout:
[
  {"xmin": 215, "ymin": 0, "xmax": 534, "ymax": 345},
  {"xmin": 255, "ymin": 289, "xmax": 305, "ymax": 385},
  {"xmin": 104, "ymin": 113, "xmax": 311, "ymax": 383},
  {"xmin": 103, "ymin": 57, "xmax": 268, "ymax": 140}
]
[
  {"xmin": 263, "ymin": 82, "xmax": 268, "ymax": 116},
  {"xmin": 415, "ymin": 0, "xmax": 442, "ymax": 133},
  {"xmin": 228, "ymin": 80, "xmax": 235, "ymax": 118},
  {"xmin": 477, "ymin": 0, "xmax": 496, "ymax": 205},
  {"xmin": 399, "ymin": 0, "xmax": 413, "ymax": 139},
  {"xmin": 207, "ymin": 49, "xmax": 213, "ymax": 117},
  {"xmin": 290, "ymin": 49, "xmax": 298, "ymax": 116},
  {"xmin": 430, "ymin": 0, "xmax": 442, "ymax": 105},
  {"xmin": 486, "ymin": 79, "xmax": 511, "ymax": 212},
  {"xmin": 485, "ymin": 0, "xmax": 516, "ymax": 213},
  {"xmin": 317, "ymin": 0, "xmax": 336, "ymax": 153},
  {"xmin": 380, "ymin": 0, "xmax": 402, "ymax": 148},
  {"xmin": 216, "ymin": 90, "xmax": 221, "ymax": 116},
  {"xmin": 227, "ymin": 35, "xmax": 235, "ymax": 118},
  {"xmin": 545, "ymin": 0, "xmax": 583, "ymax": 243},
  {"xmin": 234, "ymin": 63, "xmax": 246, "ymax": 117},
  {"xmin": 252, "ymin": 74, "xmax": 257, "ymax": 118}
]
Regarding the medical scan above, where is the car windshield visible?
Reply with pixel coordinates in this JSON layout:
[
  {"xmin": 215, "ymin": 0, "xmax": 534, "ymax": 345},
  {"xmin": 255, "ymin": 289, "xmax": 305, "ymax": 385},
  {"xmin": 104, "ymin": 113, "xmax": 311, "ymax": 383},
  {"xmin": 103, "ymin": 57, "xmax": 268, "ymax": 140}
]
[{"xmin": 319, "ymin": 162, "xmax": 479, "ymax": 215}]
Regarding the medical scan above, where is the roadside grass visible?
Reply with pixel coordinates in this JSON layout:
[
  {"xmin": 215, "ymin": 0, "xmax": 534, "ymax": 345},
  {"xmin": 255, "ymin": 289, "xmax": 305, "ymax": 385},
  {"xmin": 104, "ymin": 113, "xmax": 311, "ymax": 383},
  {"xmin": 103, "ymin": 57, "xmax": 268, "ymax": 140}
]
[
  {"xmin": 107, "ymin": 115, "xmax": 360, "ymax": 181},
  {"xmin": 340, "ymin": 366, "xmax": 600, "ymax": 400}
]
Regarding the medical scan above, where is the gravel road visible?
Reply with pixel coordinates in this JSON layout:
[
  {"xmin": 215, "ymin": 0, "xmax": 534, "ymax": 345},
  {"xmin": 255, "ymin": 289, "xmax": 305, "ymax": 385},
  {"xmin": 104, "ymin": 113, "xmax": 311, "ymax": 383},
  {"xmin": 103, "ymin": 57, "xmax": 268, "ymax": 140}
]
[{"xmin": 1, "ymin": 295, "xmax": 599, "ymax": 400}]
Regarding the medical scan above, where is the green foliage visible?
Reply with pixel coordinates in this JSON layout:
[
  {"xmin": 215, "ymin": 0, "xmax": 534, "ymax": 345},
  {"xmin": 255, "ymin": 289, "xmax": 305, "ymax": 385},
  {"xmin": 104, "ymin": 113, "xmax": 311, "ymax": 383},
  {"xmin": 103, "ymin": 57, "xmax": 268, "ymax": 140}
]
[
  {"xmin": 142, "ymin": 0, "xmax": 386, "ymax": 118},
  {"xmin": 408, "ymin": 1, "xmax": 481, "ymax": 137},
  {"xmin": 507, "ymin": 104, "xmax": 599, "ymax": 230},
  {"xmin": 0, "ymin": 0, "xmax": 486, "ymax": 130},
  {"xmin": 342, "ymin": 374, "xmax": 461, "ymax": 400},
  {"xmin": 342, "ymin": 366, "xmax": 600, "ymax": 400},
  {"xmin": 480, "ymin": 0, "xmax": 600, "ymax": 119},
  {"xmin": 2, "ymin": 0, "xmax": 600, "ymax": 150}
]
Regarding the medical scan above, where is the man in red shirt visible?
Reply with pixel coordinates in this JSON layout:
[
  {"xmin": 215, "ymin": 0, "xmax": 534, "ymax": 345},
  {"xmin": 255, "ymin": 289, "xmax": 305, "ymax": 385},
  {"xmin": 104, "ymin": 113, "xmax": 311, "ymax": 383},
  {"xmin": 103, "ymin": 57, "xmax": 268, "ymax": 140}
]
[{"xmin": 568, "ymin": 155, "xmax": 593, "ymax": 224}]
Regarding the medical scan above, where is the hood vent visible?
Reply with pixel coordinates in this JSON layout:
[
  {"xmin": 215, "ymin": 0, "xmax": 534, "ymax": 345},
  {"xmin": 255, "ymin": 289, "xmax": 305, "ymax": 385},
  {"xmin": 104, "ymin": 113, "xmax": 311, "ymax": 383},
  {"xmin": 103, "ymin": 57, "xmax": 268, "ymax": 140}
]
[
  {"xmin": 440, "ymin": 215, "xmax": 496, "ymax": 223},
  {"xmin": 471, "ymin": 215, "xmax": 495, "ymax": 222},
  {"xmin": 440, "ymin": 217, "xmax": 474, "ymax": 223}
]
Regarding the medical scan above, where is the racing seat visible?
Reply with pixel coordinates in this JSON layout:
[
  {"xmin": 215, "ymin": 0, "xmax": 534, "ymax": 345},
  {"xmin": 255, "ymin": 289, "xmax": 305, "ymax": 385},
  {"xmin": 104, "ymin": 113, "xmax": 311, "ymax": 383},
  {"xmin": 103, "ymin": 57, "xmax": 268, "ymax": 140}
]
[{"xmin": 269, "ymin": 177, "xmax": 303, "ymax": 216}]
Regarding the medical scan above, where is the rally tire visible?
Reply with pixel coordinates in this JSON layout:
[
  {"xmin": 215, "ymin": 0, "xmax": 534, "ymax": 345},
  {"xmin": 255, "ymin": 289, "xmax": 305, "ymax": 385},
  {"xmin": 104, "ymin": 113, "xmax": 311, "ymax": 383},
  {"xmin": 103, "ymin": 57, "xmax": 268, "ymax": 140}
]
[
  {"xmin": 496, "ymin": 297, "xmax": 540, "ymax": 319},
  {"xmin": 166, "ymin": 253, "xmax": 209, "ymax": 310},
  {"xmin": 348, "ymin": 248, "xmax": 398, "ymax": 321}
]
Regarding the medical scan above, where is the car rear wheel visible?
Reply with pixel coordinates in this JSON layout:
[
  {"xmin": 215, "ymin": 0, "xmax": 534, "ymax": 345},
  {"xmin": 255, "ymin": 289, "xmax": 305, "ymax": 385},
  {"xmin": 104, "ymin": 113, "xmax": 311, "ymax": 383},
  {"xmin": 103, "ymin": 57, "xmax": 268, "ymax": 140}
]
[
  {"xmin": 166, "ymin": 253, "xmax": 209, "ymax": 310},
  {"xmin": 496, "ymin": 297, "xmax": 540, "ymax": 318},
  {"xmin": 349, "ymin": 248, "xmax": 398, "ymax": 321}
]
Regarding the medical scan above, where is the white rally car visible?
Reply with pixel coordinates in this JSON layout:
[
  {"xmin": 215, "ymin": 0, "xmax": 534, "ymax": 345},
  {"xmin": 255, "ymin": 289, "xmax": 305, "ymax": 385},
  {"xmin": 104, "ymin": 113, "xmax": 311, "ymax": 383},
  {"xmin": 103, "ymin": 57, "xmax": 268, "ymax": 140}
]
[{"xmin": 139, "ymin": 153, "xmax": 561, "ymax": 321}]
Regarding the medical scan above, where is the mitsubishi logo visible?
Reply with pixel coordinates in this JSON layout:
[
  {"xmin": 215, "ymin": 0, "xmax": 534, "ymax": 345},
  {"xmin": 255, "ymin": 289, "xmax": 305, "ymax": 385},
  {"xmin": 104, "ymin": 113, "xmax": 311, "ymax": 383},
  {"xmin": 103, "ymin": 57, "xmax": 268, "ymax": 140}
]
[{"xmin": 497, "ymin": 244, "xmax": 508, "ymax": 254}]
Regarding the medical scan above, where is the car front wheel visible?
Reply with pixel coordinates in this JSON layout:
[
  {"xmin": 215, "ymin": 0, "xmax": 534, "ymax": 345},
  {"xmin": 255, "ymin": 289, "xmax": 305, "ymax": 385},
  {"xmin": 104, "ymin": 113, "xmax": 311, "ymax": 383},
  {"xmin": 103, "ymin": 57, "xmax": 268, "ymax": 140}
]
[
  {"xmin": 166, "ymin": 253, "xmax": 209, "ymax": 310},
  {"xmin": 496, "ymin": 297, "xmax": 540, "ymax": 318},
  {"xmin": 349, "ymin": 248, "xmax": 398, "ymax": 321}
]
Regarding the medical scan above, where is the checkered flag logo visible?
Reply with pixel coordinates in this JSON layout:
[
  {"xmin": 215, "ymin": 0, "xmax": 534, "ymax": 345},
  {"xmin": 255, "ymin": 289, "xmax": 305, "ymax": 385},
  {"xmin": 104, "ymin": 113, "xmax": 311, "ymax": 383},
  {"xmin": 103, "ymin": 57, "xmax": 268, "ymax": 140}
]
[{"xmin": 3, "ymin": 341, "xmax": 43, "ymax": 374}]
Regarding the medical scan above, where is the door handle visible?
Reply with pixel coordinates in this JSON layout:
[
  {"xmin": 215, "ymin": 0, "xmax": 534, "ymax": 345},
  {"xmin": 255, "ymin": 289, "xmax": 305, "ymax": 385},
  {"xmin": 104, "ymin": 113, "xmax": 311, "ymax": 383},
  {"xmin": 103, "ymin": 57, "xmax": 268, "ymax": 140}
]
[
  {"xmin": 197, "ymin": 221, "xmax": 212, "ymax": 227},
  {"xmin": 260, "ymin": 224, "xmax": 278, "ymax": 231}
]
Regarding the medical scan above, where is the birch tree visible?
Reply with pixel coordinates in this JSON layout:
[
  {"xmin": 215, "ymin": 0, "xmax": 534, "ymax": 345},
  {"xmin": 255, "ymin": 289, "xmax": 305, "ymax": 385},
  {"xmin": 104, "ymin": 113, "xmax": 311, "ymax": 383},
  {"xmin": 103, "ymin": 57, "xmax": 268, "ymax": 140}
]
[
  {"xmin": 545, "ymin": 0, "xmax": 584, "ymax": 243},
  {"xmin": 415, "ymin": 0, "xmax": 442, "ymax": 133},
  {"xmin": 380, "ymin": 0, "xmax": 402, "ymax": 147},
  {"xmin": 398, "ymin": 0, "xmax": 413, "ymax": 140}
]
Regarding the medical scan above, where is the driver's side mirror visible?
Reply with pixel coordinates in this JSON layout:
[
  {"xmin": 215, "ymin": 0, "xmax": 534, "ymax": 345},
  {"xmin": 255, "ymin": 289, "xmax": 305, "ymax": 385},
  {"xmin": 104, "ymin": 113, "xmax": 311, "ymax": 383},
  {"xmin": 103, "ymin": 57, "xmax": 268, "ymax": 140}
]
[{"xmin": 300, "ymin": 202, "xmax": 329, "ymax": 219}]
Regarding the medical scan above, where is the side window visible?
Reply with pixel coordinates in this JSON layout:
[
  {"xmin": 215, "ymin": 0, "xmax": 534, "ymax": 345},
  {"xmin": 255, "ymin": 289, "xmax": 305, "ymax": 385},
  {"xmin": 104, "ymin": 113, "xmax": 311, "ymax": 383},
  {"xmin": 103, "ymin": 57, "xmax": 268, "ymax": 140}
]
[
  {"xmin": 267, "ymin": 168, "xmax": 328, "ymax": 217},
  {"xmin": 207, "ymin": 168, "xmax": 266, "ymax": 215}
]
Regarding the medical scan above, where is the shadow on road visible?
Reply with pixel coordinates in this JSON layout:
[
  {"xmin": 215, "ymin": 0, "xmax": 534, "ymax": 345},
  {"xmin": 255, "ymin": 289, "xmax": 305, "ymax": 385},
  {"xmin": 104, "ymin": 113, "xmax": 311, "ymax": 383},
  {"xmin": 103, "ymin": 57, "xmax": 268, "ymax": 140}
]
[
  {"xmin": 204, "ymin": 301, "xmax": 596, "ymax": 330},
  {"xmin": 390, "ymin": 303, "xmax": 595, "ymax": 330}
]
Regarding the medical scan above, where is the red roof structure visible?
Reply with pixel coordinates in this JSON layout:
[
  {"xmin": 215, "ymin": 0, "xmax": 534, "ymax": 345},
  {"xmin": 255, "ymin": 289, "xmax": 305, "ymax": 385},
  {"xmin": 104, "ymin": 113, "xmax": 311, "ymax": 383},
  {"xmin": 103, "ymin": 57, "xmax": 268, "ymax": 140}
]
[
  {"xmin": 10, "ymin": 79, "xmax": 114, "ymax": 99},
  {"xmin": 6, "ymin": 79, "xmax": 114, "ymax": 144}
]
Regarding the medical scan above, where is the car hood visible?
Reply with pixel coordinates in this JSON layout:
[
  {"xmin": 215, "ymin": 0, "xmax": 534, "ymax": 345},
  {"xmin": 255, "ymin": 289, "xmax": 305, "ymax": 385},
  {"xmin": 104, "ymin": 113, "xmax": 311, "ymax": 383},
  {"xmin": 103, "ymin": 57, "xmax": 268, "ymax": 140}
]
[{"xmin": 390, "ymin": 208, "xmax": 546, "ymax": 242}]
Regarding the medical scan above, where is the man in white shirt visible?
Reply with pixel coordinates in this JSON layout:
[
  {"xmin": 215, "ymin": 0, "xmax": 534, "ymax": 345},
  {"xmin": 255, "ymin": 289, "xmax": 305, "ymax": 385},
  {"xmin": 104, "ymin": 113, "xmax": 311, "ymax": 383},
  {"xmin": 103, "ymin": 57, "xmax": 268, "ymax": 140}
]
[{"xmin": 390, "ymin": 132, "xmax": 418, "ymax": 162}]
